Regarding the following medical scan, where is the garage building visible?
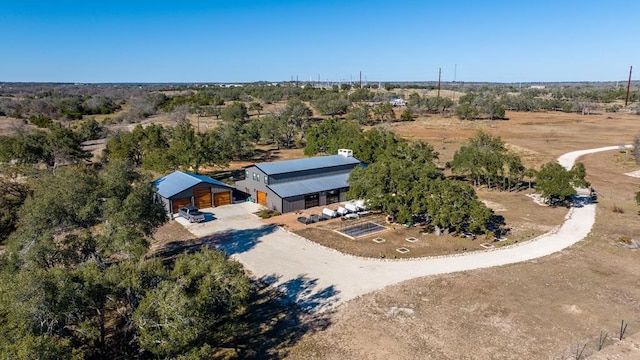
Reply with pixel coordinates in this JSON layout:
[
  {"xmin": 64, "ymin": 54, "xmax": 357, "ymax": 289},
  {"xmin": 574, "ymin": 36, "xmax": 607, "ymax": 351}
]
[
  {"xmin": 153, "ymin": 171, "xmax": 233, "ymax": 217},
  {"xmin": 236, "ymin": 149, "xmax": 362, "ymax": 213}
]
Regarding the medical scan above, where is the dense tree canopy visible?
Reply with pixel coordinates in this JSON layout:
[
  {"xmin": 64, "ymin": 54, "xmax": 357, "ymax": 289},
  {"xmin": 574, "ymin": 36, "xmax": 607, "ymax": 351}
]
[
  {"xmin": 104, "ymin": 122, "xmax": 238, "ymax": 173},
  {"xmin": 0, "ymin": 126, "xmax": 90, "ymax": 167},
  {"xmin": 535, "ymin": 161, "xmax": 590, "ymax": 205},
  {"xmin": 0, "ymin": 178, "xmax": 29, "ymax": 243},
  {"xmin": 0, "ymin": 159, "xmax": 255, "ymax": 358},
  {"xmin": 451, "ymin": 131, "xmax": 525, "ymax": 190},
  {"xmin": 348, "ymin": 140, "xmax": 492, "ymax": 233},
  {"xmin": 311, "ymin": 92, "xmax": 350, "ymax": 116}
]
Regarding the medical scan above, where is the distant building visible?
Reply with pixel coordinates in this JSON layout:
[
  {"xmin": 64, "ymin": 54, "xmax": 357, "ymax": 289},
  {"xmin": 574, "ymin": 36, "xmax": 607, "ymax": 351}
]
[
  {"xmin": 236, "ymin": 149, "xmax": 362, "ymax": 213},
  {"xmin": 529, "ymin": 85, "xmax": 546, "ymax": 89},
  {"xmin": 389, "ymin": 98, "xmax": 407, "ymax": 107}
]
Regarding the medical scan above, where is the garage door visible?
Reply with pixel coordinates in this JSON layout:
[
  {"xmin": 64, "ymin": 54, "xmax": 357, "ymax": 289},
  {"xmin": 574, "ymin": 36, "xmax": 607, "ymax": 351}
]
[
  {"xmin": 194, "ymin": 188, "xmax": 212, "ymax": 209},
  {"xmin": 172, "ymin": 197, "xmax": 192, "ymax": 213},
  {"xmin": 256, "ymin": 191, "xmax": 267, "ymax": 206},
  {"xmin": 213, "ymin": 191, "xmax": 231, "ymax": 206}
]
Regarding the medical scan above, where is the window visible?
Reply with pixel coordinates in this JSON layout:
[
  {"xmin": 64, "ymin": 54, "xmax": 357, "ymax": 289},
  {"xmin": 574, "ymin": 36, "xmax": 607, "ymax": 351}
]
[
  {"xmin": 326, "ymin": 189, "xmax": 339, "ymax": 204},
  {"xmin": 304, "ymin": 193, "xmax": 320, "ymax": 209},
  {"xmin": 245, "ymin": 170, "xmax": 249, "ymax": 179},
  {"xmin": 252, "ymin": 172, "xmax": 256, "ymax": 180},
  {"xmin": 264, "ymin": 175, "xmax": 268, "ymax": 184},
  {"xmin": 256, "ymin": 174, "xmax": 260, "ymax": 182}
]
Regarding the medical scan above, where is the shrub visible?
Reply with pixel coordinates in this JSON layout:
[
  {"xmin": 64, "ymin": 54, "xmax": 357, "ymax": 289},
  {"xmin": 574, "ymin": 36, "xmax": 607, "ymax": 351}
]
[{"xmin": 28, "ymin": 115, "xmax": 53, "ymax": 128}]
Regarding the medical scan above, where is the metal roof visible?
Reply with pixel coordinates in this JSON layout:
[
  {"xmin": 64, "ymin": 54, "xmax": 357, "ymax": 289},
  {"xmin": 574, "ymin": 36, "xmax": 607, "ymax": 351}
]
[
  {"xmin": 255, "ymin": 155, "xmax": 360, "ymax": 175},
  {"xmin": 153, "ymin": 171, "xmax": 231, "ymax": 199},
  {"xmin": 267, "ymin": 172, "xmax": 350, "ymax": 198}
]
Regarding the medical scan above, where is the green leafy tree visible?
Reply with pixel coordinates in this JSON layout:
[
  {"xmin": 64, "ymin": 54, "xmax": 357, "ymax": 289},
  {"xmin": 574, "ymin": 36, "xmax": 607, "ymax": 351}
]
[
  {"xmin": 104, "ymin": 131, "xmax": 142, "ymax": 166},
  {"xmin": 348, "ymin": 142, "xmax": 491, "ymax": 232},
  {"xmin": 346, "ymin": 103, "xmax": 372, "ymax": 125},
  {"xmin": 311, "ymin": 93, "xmax": 350, "ymax": 116},
  {"xmin": 400, "ymin": 108, "xmax": 414, "ymax": 121},
  {"xmin": 348, "ymin": 141, "xmax": 442, "ymax": 224},
  {"xmin": 304, "ymin": 118, "xmax": 363, "ymax": 155},
  {"xmin": 134, "ymin": 249, "xmax": 250, "ymax": 358},
  {"xmin": 535, "ymin": 162, "xmax": 577, "ymax": 205},
  {"xmin": 215, "ymin": 121, "xmax": 255, "ymax": 160},
  {"xmin": 221, "ymin": 102, "xmax": 248, "ymax": 122},
  {"xmin": 455, "ymin": 102, "xmax": 479, "ymax": 120},
  {"xmin": 138, "ymin": 124, "xmax": 171, "ymax": 171},
  {"xmin": 418, "ymin": 179, "xmax": 492, "ymax": 234},
  {"xmin": 0, "ymin": 178, "xmax": 29, "ymax": 243},
  {"xmin": 167, "ymin": 120, "xmax": 197, "ymax": 170},
  {"xmin": 281, "ymin": 98, "xmax": 313, "ymax": 146},
  {"xmin": 77, "ymin": 118, "xmax": 107, "ymax": 141},
  {"xmin": 260, "ymin": 114, "xmax": 286, "ymax": 149},
  {"xmin": 349, "ymin": 88, "xmax": 373, "ymax": 102},
  {"xmin": 248, "ymin": 101, "xmax": 263, "ymax": 117},
  {"xmin": 372, "ymin": 102, "xmax": 395, "ymax": 122},
  {"xmin": 451, "ymin": 131, "xmax": 525, "ymax": 190}
]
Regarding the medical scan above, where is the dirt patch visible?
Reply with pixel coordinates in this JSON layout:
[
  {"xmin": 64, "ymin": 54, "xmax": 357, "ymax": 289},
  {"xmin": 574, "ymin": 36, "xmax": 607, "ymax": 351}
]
[
  {"xmin": 148, "ymin": 220, "xmax": 196, "ymax": 254},
  {"xmin": 0, "ymin": 116, "xmax": 35, "ymax": 136},
  {"xmin": 274, "ymin": 189, "xmax": 568, "ymax": 259},
  {"xmin": 294, "ymin": 217, "xmax": 486, "ymax": 259}
]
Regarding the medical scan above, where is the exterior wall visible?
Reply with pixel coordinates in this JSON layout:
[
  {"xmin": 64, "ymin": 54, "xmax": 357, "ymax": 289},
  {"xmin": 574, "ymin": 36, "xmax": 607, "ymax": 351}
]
[
  {"xmin": 264, "ymin": 189, "xmax": 282, "ymax": 213},
  {"xmin": 282, "ymin": 196, "xmax": 305, "ymax": 213},
  {"xmin": 280, "ymin": 187, "xmax": 349, "ymax": 213},
  {"xmin": 156, "ymin": 195, "xmax": 171, "ymax": 215},
  {"xmin": 236, "ymin": 165, "xmax": 277, "ymax": 207},
  {"xmin": 171, "ymin": 187, "xmax": 195, "ymax": 200}
]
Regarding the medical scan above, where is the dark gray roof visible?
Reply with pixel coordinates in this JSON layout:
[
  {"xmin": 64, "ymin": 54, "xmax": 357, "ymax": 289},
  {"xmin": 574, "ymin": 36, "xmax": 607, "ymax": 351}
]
[
  {"xmin": 267, "ymin": 173, "xmax": 350, "ymax": 198},
  {"xmin": 153, "ymin": 171, "xmax": 231, "ymax": 199},
  {"xmin": 255, "ymin": 155, "xmax": 360, "ymax": 175}
]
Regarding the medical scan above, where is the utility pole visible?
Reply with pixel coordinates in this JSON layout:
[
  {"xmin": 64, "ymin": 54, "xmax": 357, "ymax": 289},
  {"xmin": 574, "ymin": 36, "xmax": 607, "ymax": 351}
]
[
  {"xmin": 437, "ymin": 67, "xmax": 442, "ymax": 98},
  {"xmin": 625, "ymin": 65, "xmax": 633, "ymax": 107},
  {"xmin": 359, "ymin": 71, "xmax": 362, "ymax": 89}
]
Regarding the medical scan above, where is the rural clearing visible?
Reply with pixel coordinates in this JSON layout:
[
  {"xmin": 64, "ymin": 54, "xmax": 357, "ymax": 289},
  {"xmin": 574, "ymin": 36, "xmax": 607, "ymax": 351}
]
[{"xmin": 181, "ymin": 145, "xmax": 622, "ymax": 312}]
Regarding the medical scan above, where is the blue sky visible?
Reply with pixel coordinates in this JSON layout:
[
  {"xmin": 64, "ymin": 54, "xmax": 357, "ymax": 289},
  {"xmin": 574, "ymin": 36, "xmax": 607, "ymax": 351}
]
[{"xmin": 1, "ymin": 0, "xmax": 638, "ymax": 83}]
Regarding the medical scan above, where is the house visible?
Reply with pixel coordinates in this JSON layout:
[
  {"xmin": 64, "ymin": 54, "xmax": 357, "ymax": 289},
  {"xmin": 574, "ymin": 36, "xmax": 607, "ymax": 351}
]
[
  {"xmin": 153, "ymin": 171, "xmax": 234, "ymax": 216},
  {"xmin": 236, "ymin": 149, "xmax": 362, "ymax": 213}
]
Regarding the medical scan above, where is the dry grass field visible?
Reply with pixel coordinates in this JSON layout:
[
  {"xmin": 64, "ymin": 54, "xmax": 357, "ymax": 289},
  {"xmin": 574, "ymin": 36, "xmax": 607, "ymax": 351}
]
[{"xmin": 282, "ymin": 110, "xmax": 640, "ymax": 359}]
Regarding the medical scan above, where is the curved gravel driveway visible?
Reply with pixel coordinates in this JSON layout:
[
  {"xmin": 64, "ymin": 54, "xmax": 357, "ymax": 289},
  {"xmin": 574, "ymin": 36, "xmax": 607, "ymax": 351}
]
[{"xmin": 213, "ymin": 146, "xmax": 622, "ymax": 311}]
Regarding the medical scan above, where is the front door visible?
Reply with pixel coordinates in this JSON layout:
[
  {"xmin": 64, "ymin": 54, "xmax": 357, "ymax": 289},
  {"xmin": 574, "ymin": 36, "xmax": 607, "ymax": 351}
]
[{"xmin": 256, "ymin": 191, "xmax": 267, "ymax": 206}]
